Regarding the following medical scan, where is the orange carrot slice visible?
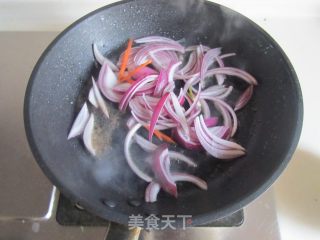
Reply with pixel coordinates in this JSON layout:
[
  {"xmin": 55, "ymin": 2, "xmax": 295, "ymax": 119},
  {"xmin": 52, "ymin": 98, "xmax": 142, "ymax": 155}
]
[
  {"xmin": 144, "ymin": 126, "xmax": 176, "ymax": 144},
  {"xmin": 121, "ymin": 59, "xmax": 152, "ymax": 81},
  {"xmin": 118, "ymin": 39, "xmax": 133, "ymax": 81}
]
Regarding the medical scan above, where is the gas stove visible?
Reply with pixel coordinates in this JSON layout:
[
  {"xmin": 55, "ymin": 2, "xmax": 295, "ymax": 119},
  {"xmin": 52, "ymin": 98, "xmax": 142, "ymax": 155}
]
[{"xmin": 0, "ymin": 32, "xmax": 280, "ymax": 240}]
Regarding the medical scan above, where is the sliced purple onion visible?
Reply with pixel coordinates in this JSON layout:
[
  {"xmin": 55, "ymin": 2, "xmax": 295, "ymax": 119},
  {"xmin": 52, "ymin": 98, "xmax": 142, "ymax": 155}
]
[
  {"xmin": 213, "ymin": 98, "xmax": 238, "ymax": 137},
  {"xmin": 199, "ymin": 115, "xmax": 244, "ymax": 151},
  {"xmin": 152, "ymin": 144, "xmax": 177, "ymax": 197},
  {"xmin": 134, "ymin": 134, "xmax": 197, "ymax": 167},
  {"xmin": 179, "ymin": 51, "xmax": 197, "ymax": 75},
  {"xmin": 209, "ymin": 126, "xmax": 230, "ymax": 139},
  {"xmin": 132, "ymin": 66, "xmax": 157, "ymax": 80},
  {"xmin": 88, "ymin": 88, "xmax": 98, "ymax": 108},
  {"xmin": 200, "ymin": 99, "xmax": 211, "ymax": 118},
  {"xmin": 153, "ymin": 69, "xmax": 168, "ymax": 97},
  {"xmin": 215, "ymin": 56, "xmax": 226, "ymax": 85},
  {"xmin": 125, "ymin": 123, "xmax": 152, "ymax": 182},
  {"xmin": 220, "ymin": 53, "xmax": 236, "ymax": 59},
  {"xmin": 131, "ymin": 111, "xmax": 176, "ymax": 131},
  {"xmin": 213, "ymin": 101, "xmax": 232, "ymax": 138},
  {"xmin": 83, "ymin": 113, "xmax": 96, "ymax": 156},
  {"xmin": 215, "ymin": 86, "xmax": 233, "ymax": 99},
  {"xmin": 200, "ymin": 47, "xmax": 222, "ymax": 81},
  {"xmin": 164, "ymin": 100, "xmax": 181, "ymax": 124},
  {"xmin": 164, "ymin": 155, "xmax": 171, "ymax": 176},
  {"xmin": 200, "ymin": 85, "xmax": 228, "ymax": 97},
  {"xmin": 206, "ymin": 67, "xmax": 258, "ymax": 85},
  {"xmin": 119, "ymin": 75, "xmax": 157, "ymax": 111},
  {"xmin": 134, "ymin": 43, "xmax": 185, "ymax": 65},
  {"xmin": 145, "ymin": 181, "xmax": 161, "ymax": 203},
  {"xmin": 194, "ymin": 116, "xmax": 245, "ymax": 159},
  {"xmin": 186, "ymin": 45, "xmax": 210, "ymax": 52},
  {"xmin": 187, "ymin": 108, "xmax": 202, "ymax": 125},
  {"xmin": 148, "ymin": 93, "xmax": 170, "ymax": 140},
  {"xmin": 129, "ymin": 98, "xmax": 153, "ymax": 120},
  {"xmin": 170, "ymin": 92, "xmax": 189, "ymax": 136},
  {"xmin": 185, "ymin": 83, "xmax": 202, "ymax": 116},
  {"xmin": 150, "ymin": 51, "xmax": 179, "ymax": 70},
  {"xmin": 140, "ymin": 94, "xmax": 156, "ymax": 110},
  {"xmin": 204, "ymin": 117, "xmax": 218, "ymax": 127},
  {"xmin": 167, "ymin": 61, "xmax": 182, "ymax": 83},
  {"xmin": 168, "ymin": 151, "xmax": 197, "ymax": 167},
  {"xmin": 112, "ymin": 83, "xmax": 131, "ymax": 93},
  {"xmin": 135, "ymin": 134, "xmax": 157, "ymax": 152},
  {"xmin": 145, "ymin": 172, "xmax": 207, "ymax": 203},
  {"xmin": 97, "ymin": 62, "xmax": 121, "ymax": 102},
  {"xmin": 92, "ymin": 78, "xmax": 109, "ymax": 118},
  {"xmin": 171, "ymin": 172, "xmax": 207, "ymax": 190},
  {"xmin": 68, "ymin": 103, "xmax": 90, "ymax": 139},
  {"xmin": 172, "ymin": 128, "xmax": 202, "ymax": 150},
  {"xmin": 135, "ymin": 36, "xmax": 184, "ymax": 49},
  {"xmin": 126, "ymin": 117, "xmax": 136, "ymax": 129},
  {"xmin": 177, "ymin": 89, "xmax": 186, "ymax": 105},
  {"xmin": 234, "ymin": 85, "xmax": 254, "ymax": 111}
]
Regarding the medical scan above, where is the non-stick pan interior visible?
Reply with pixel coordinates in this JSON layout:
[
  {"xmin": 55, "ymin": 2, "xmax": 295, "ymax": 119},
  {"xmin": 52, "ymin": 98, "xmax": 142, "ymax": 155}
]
[{"xmin": 24, "ymin": 0, "xmax": 303, "ymax": 226}]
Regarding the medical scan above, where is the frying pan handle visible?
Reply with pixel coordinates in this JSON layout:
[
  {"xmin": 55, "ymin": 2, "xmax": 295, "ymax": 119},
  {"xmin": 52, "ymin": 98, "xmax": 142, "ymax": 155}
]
[{"xmin": 105, "ymin": 223, "xmax": 141, "ymax": 240}]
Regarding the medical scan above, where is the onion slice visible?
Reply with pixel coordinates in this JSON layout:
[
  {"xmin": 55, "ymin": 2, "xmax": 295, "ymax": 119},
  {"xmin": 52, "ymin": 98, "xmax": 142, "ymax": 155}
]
[
  {"xmin": 200, "ymin": 99, "xmax": 211, "ymax": 119},
  {"xmin": 200, "ymin": 48, "xmax": 222, "ymax": 81},
  {"xmin": 148, "ymin": 93, "xmax": 170, "ymax": 140},
  {"xmin": 88, "ymin": 88, "xmax": 98, "ymax": 108},
  {"xmin": 170, "ymin": 92, "xmax": 189, "ymax": 136},
  {"xmin": 172, "ymin": 127, "xmax": 202, "ymax": 150},
  {"xmin": 153, "ymin": 69, "xmax": 167, "ymax": 97},
  {"xmin": 206, "ymin": 67, "xmax": 258, "ymax": 85},
  {"xmin": 83, "ymin": 113, "xmax": 96, "ymax": 156},
  {"xmin": 168, "ymin": 151, "xmax": 197, "ymax": 167},
  {"xmin": 204, "ymin": 117, "xmax": 218, "ymax": 127},
  {"xmin": 119, "ymin": 75, "xmax": 157, "ymax": 111},
  {"xmin": 234, "ymin": 85, "xmax": 254, "ymax": 111},
  {"xmin": 210, "ymin": 126, "xmax": 230, "ymax": 139},
  {"xmin": 134, "ymin": 43, "xmax": 185, "ymax": 65},
  {"xmin": 132, "ymin": 66, "xmax": 157, "ymax": 80},
  {"xmin": 92, "ymin": 78, "xmax": 109, "ymax": 118},
  {"xmin": 126, "ymin": 117, "xmax": 136, "ymax": 129},
  {"xmin": 167, "ymin": 61, "xmax": 182, "ymax": 83},
  {"xmin": 135, "ymin": 134, "xmax": 157, "ymax": 152},
  {"xmin": 179, "ymin": 51, "xmax": 197, "ymax": 75},
  {"xmin": 152, "ymin": 144, "xmax": 177, "ymax": 197},
  {"xmin": 125, "ymin": 123, "xmax": 152, "ymax": 182},
  {"xmin": 199, "ymin": 115, "xmax": 244, "ymax": 151},
  {"xmin": 68, "ymin": 103, "xmax": 90, "ymax": 139},
  {"xmin": 213, "ymin": 98, "xmax": 238, "ymax": 137},
  {"xmin": 201, "ymin": 85, "xmax": 228, "ymax": 97},
  {"xmin": 194, "ymin": 116, "xmax": 245, "ymax": 159},
  {"xmin": 134, "ymin": 134, "xmax": 197, "ymax": 167},
  {"xmin": 135, "ymin": 36, "xmax": 184, "ymax": 49},
  {"xmin": 215, "ymin": 56, "xmax": 226, "ymax": 85},
  {"xmin": 171, "ymin": 172, "xmax": 207, "ymax": 190},
  {"xmin": 145, "ymin": 172, "xmax": 207, "ymax": 203},
  {"xmin": 186, "ymin": 45, "xmax": 210, "ymax": 52},
  {"xmin": 98, "ymin": 62, "xmax": 120, "ymax": 102},
  {"xmin": 145, "ymin": 181, "xmax": 161, "ymax": 203}
]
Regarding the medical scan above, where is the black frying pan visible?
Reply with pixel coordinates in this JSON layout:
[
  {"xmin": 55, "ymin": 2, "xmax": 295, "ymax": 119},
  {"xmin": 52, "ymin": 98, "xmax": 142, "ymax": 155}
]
[{"xmin": 24, "ymin": 0, "xmax": 303, "ymax": 227}]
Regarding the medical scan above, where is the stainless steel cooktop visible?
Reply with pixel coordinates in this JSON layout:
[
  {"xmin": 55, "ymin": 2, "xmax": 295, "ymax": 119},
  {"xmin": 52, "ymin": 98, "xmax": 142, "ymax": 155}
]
[{"xmin": 0, "ymin": 32, "xmax": 280, "ymax": 240}]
